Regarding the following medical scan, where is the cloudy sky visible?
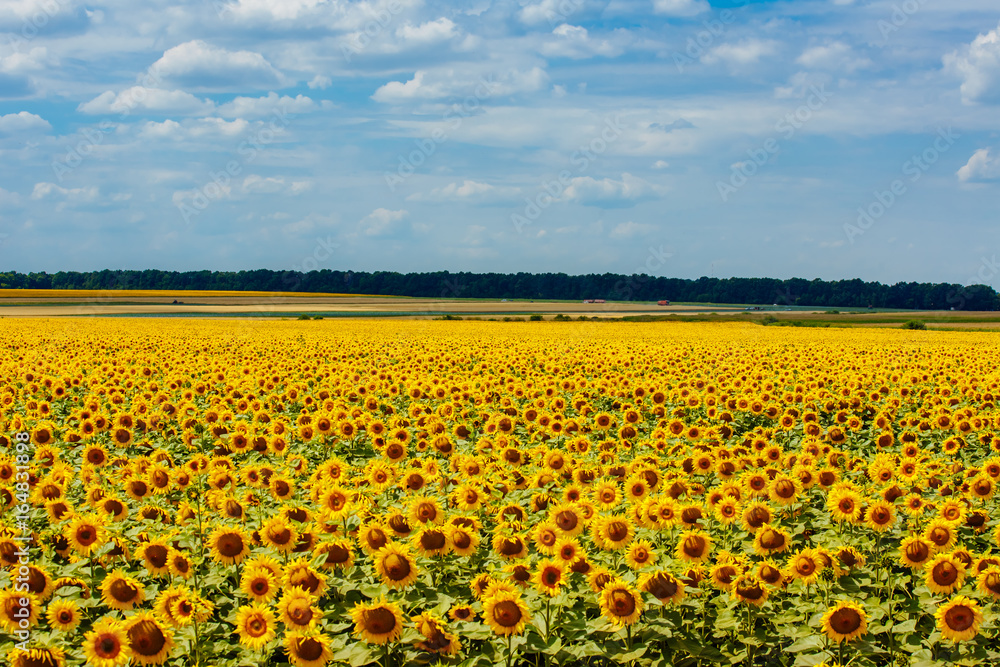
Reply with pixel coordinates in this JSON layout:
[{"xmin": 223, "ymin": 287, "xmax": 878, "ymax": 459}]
[{"xmin": 1, "ymin": 0, "xmax": 999, "ymax": 284}]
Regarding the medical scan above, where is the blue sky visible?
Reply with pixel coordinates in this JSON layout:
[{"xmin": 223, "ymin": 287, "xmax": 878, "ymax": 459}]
[{"xmin": 1, "ymin": 0, "xmax": 999, "ymax": 284}]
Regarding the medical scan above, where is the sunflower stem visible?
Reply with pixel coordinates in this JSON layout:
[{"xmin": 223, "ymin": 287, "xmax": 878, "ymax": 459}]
[{"xmin": 506, "ymin": 633, "xmax": 514, "ymax": 667}]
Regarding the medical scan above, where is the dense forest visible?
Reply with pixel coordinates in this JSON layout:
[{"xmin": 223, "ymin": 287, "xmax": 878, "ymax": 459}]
[{"xmin": 0, "ymin": 269, "xmax": 996, "ymax": 310}]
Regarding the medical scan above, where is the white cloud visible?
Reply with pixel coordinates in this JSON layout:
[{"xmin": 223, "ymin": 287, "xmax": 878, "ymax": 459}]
[
  {"xmin": 358, "ymin": 208, "xmax": 409, "ymax": 237},
  {"xmin": 0, "ymin": 47, "xmax": 56, "ymax": 74},
  {"xmin": 520, "ymin": 0, "xmax": 584, "ymax": 25},
  {"xmin": 137, "ymin": 118, "xmax": 251, "ymax": 140},
  {"xmin": 407, "ymin": 180, "xmax": 521, "ymax": 202},
  {"xmin": 796, "ymin": 42, "xmax": 871, "ymax": 72},
  {"xmin": 151, "ymin": 40, "xmax": 286, "ymax": 90},
  {"xmin": 0, "ymin": 111, "xmax": 50, "ymax": 133},
  {"xmin": 651, "ymin": 0, "xmax": 709, "ymax": 17},
  {"xmin": 945, "ymin": 22, "xmax": 1000, "ymax": 104},
  {"xmin": 78, "ymin": 87, "xmax": 214, "ymax": 115},
  {"xmin": 31, "ymin": 182, "xmax": 98, "ymax": 202},
  {"xmin": 957, "ymin": 148, "xmax": 1000, "ymax": 182},
  {"xmin": 702, "ymin": 39, "xmax": 779, "ymax": 67},
  {"xmin": 652, "ymin": 160, "xmax": 670, "ymax": 169},
  {"xmin": 396, "ymin": 18, "xmax": 459, "ymax": 44},
  {"xmin": 242, "ymin": 174, "xmax": 314, "ymax": 195},
  {"xmin": 541, "ymin": 24, "xmax": 624, "ymax": 59},
  {"xmin": 562, "ymin": 173, "xmax": 665, "ymax": 207},
  {"xmin": 372, "ymin": 67, "xmax": 549, "ymax": 102},
  {"xmin": 609, "ymin": 221, "xmax": 655, "ymax": 239},
  {"xmin": 308, "ymin": 75, "xmax": 331, "ymax": 90},
  {"xmin": 217, "ymin": 92, "xmax": 317, "ymax": 118}
]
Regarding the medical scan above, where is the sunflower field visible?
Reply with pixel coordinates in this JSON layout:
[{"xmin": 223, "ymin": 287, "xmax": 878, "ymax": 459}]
[{"xmin": 1, "ymin": 318, "xmax": 999, "ymax": 667}]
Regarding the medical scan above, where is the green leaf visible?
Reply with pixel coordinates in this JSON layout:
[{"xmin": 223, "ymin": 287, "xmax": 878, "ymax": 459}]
[{"xmin": 786, "ymin": 636, "xmax": 824, "ymax": 652}]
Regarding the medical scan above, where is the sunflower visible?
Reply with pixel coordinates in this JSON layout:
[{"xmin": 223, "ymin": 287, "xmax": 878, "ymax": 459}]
[
  {"xmin": 533, "ymin": 558, "xmax": 566, "ymax": 596},
  {"xmin": 284, "ymin": 630, "xmax": 334, "ymax": 667},
  {"xmin": 241, "ymin": 566, "xmax": 278, "ymax": 603},
  {"xmin": 283, "ymin": 559, "xmax": 328, "ymax": 598},
  {"xmin": 8, "ymin": 647, "xmax": 66, "ymax": 667},
  {"xmin": 740, "ymin": 501, "xmax": 774, "ymax": 533},
  {"xmin": 413, "ymin": 526, "xmax": 451, "ymax": 557},
  {"xmin": 787, "ymin": 549, "xmax": 823, "ymax": 586},
  {"xmin": 675, "ymin": 529, "xmax": 713, "ymax": 564},
  {"xmin": 316, "ymin": 538, "xmax": 356, "ymax": 570},
  {"xmin": 977, "ymin": 567, "xmax": 1000, "ymax": 599},
  {"xmin": 549, "ymin": 502, "xmax": 586, "ymax": 537},
  {"xmin": 100, "ymin": 570, "xmax": 145, "ymax": 611},
  {"xmin": 482, "ymin": 589, "xmax": 531, "ymax": 636},
  {"xmin": 124, "ymin": 612, "xmax": 174, "ymax": 666},
  {"xmin": 822, "ymin": 601, "xmax": 867, "ymax": 643},
  {"xmin": 768, "ymin": 474, "xmax": 801, "ymax": 506},
  {"xmin": 826, "ymin": 489, "xmax": 862, "ymax": 524},
  {"xmin": 923, "ymin": 517, "xmax": 957, "ymax": 552},
  {"xmin": 492, "ymin": 533, "xmax": 529, "ymax": 560},
  {"xmin": 208, "ymin": 526, "xmax": 250, "ymax": 565},
  {"xmin": 713, "ymin": 497, "xmax": 741, "ymax": 525},
  {"xmin": 373, "ymin": 543, "xmax": 419, "ymax": 589},
  {"xmin": 235, "ymin": 602, "xmax": 277, "ymax": 651},
  {"xmin": 413, "ymin": 611, "xmax": 462, "ymax": 656},
  {"xmin": 925, "ymin": 553, "xmax": 966, "ymax": 595},
  {"xmin": 46, "ymin": 598, "xmax": 81, "ymax": 632},
  {"xmin": 755, "ymin": 559, "xmax": 785, "ymax": 586},
  {"xmin": 639, "ymin": 570, "xmax": 685, "ymax": 605},
  {"xmin": 65, "ymin": 513, "xmax": 105, "ymax": 556},
  {"xmin": 275, "ymin": 589, "xmax": 318, "ymax": 630},
  {"xmin": 753, "ymin": 523, "xmax": 791, "ymax": 556},
  {"xmin": 83, "ymin": 617, "xmax": 132, "ymax": 667},
  {"xmin": 351, "ymin": 598, "xmax": 405, "ymax": 644},
  {"xmin": 0, "ymin": 590, "xmax": 38, "ymax": 632},
  {"xmin": 532, "ymin": 521, "xmax": 560, "ymax": 555},
  {"xmin": 710, "ymin": 562, "xmax": 742, "ymax": 592},
  {"xmin": 935, "ymin": 595, "xmax": 983, "ymax": 642},
  {"xmin": 136, "ymin": 539, "xmax": 172, "ymax": 577},
  {"xmin": 864, "ymin": 499, "xmax": 896, "ymax": 532},
  {"xmin": 449, "ymin": 604, "xmax": 475, "ymax": 622},
  {"xmin": 357, "ymin": 523, "xmax": 391, "ymax": 554},
  {"xmin": 731, "ymin": 573, "xmax": 769, "ymax": 606},
  {"xmin": 898, "ymin": 536, "xmax": 933, "ymax": 569},
  {"xmin": 261, "ymin": 515, "xmax": 299, "ymax": 554},
  {"xmin": 447, "ymin": 524, "xmax": 480, "ymax": 557},
  {"xmin": 599, "ymin": 579, "xmax": 644, "ymax": 626}
]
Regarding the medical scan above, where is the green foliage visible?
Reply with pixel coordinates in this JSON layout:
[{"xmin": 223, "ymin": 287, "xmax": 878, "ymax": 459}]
[{"xmin": 902, "ymin": 320, "xmax": 927, "ymax": 330}]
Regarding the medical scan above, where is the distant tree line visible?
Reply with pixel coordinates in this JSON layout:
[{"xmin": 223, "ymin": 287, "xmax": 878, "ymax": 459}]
[{"xmin": 0, "ymin": 269, "xmax": 996, "ymax": 310}]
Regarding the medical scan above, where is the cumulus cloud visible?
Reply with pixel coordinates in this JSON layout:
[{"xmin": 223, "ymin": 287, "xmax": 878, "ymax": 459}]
[
  {"xmin": 397, "ymin": 18, "xmax": 459, "ymax": 44},
  {"xmin": 217, "ymin": 92, "xmax": 318, "ymax": 118},
  {"xmin": 358, "ymin": 208, "xmax": 408, "ymax": 237},
  {"xmin": 372, "ymin": 68, "xmax": 548, "ymax": 103},
  {"xmin": 151, "ymin": 40, "xmax": 286, "ymax": 90},
  {"xmin": 945, "ymin": 22, "xmax": 1000, "ymax": 104},
  {"xmin": 651, "ymin": 0, "xmax": 709, "ymax": 17},
  {"xmin": 407, "ymin": 180, "xmax": 521, "ymax": 203},
  {"xmin": 562, "ymin": 173, "xmax": 665, "ymax": 207},
  {"xmin": 0, "ymin": 47, "xmax": 57, "ymax": 74},
  {"xmin": 702, "ymin": 39, "xmax": 779, "ymax": 67},
  {"xmin": 308, "ymin": 75, "xmax": 331, "ymax": 90},
  {"xmin": 78, "ymin": 87, "xmax": 214, "ymax": 115},
  {"xmin": 540, "ymin": 24, "xmax": 624, "ymax": 59},
  {"xmin": 957, "ymin": 148, "xmax": 1000, "ymax": 182},
  {"xmin": 0, "ymin": 111, "xmax": 50, "ymax": 133}
]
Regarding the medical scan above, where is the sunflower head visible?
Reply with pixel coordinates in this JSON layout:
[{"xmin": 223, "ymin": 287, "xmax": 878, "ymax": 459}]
[
  {"xmin": 822, "ymin": 600, "xmax": 867, "ymax": 643},
  {"xmin": 351, "ymin": 598, "xmax": 405, "ymax": 644}
]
